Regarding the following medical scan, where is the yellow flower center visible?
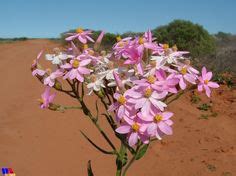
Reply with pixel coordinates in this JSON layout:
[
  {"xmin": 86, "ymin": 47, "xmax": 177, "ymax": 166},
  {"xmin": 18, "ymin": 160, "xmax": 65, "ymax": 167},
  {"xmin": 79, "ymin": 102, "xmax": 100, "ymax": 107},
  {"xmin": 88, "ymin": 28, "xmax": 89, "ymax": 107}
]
[
  {"xmin": 147, "ymin": 75, "xmax": 156, "ymax": 84},
  {"xmin": 144, "ymin": 88, "xmax": 152, "ymax": 98},
  {"xmin": 76, "ymin": 27, "xmax": 84, "ymax": 33},
  {"xmin": 138, "ymin": 37, "xmax": 144, "ymax": 44},
  {"xmin": 204, "ymin": 80, "xmax": 209, "ymax": 84},
  {"xmin": 181, "ymin": 67, "xmax": 187, "ymax": 75},
  {"xmin": 118, "ymin": 42, "xmax": 124, "ymax": 47},
  {"xmin": 172, "ymin": 45, "xmax": 178, "ymax": 51},
  {"xmin": 72, "ymin": 60, "xmax": 80, "ymax": 68},
  {"xmin": 163, "ymin": 44, "xmax": 169, "ymax": 50},
  {"xmin": 132, "ymin": 123, "xmax": 140, "ymax": 132},
  {"xmin": 154, "ymin": 114, "xmax": 163, "ymax": 122},
  {"xmin": 116, "ymin": 36, "xmax": 122, "ymax": 42},
  {"xmin": 83, "ymin": 44, "xmax": 88, "ymax": 50},
  {"xmin": 117, "ymin": 95, "xmax": 126, "ymax": 105}
]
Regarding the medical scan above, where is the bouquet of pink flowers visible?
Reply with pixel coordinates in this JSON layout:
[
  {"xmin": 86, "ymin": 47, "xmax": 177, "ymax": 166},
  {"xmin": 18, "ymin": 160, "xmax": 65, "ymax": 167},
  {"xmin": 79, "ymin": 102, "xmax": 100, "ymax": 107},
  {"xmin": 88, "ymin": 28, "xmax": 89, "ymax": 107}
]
[{"xmin": 31, "ymin": 28, "xmax": 219, "ymax": 176}]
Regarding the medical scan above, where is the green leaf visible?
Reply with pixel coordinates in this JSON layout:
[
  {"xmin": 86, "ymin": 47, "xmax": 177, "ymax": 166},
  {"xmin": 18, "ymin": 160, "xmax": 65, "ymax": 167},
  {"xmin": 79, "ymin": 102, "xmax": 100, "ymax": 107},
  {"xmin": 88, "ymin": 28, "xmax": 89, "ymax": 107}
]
[
  {"xmin": 87, "ymin": 160, "xmax": 94, "ymax": 176},
  {"xmin": 135, "ymin": 144, "xmax": 149, "ymax": 160},
  {"xmin": 80, "ymin": 130, "xmax": 115, "ymax": 155}
]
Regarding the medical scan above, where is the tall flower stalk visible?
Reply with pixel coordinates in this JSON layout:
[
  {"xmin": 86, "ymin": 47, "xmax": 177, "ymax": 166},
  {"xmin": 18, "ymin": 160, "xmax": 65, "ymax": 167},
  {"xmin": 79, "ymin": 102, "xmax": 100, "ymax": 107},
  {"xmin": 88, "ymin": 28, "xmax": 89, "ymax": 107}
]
[{"xmin": 31, "ymin": 28, "xmax": 219, "ymax": 176}]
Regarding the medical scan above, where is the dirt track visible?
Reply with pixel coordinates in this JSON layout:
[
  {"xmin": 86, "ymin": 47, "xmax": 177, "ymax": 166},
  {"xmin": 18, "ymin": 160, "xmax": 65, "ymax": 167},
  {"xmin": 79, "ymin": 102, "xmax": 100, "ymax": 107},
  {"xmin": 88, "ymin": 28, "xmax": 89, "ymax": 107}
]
[{"xmin": 0, "ymin": 40, "xmax": 235, "ymax": 176}]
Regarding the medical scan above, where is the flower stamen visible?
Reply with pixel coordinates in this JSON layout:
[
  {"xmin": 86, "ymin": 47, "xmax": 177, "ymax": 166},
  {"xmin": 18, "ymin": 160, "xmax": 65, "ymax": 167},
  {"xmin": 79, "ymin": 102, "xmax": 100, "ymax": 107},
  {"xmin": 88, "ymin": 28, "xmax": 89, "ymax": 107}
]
[
  {"xmin": 147, "ymin": 75, "xmax": 156, "ymax": 84},
  {"xmin": 76, "ymin": 28, "xmax": 84, "ymax": 33},
  {"xmin": 83, "ymin": 44, "xmax": 88, "ymax": 50},
  {"xmin": 132, "ymin": 123, "xmax": 140, "ymax": 132},
  {"xmin": 72, "ymin": 60, "xmax": 80, "ymax": 68},
  {"xmin": 180, "ymin": 67, "xmax": 187, "ymax": 75},
  {"xmin": 163, "ymin": 44, "xmax": 169, "ymax": 50},
  {"xmin": 144, "ymin": 88, "xmax": 152, "ymax": 98},
  {"xmin": 154, "ymin": 114, "xmax": 163, "ymax": 122},
  {"xmin": 116, "ymin": 36, "xmax": 122, "ymax": 42},
  {"xmin": 138, "ymin": 37, "xmax": 144, "ymax": 44},
  {"xmin": 204, "ymin": 80, "xmax": 209, "ymax": 84},
  {"xmin": 117, "ymin": 95, "xmax": 126, "ymax": 105}
]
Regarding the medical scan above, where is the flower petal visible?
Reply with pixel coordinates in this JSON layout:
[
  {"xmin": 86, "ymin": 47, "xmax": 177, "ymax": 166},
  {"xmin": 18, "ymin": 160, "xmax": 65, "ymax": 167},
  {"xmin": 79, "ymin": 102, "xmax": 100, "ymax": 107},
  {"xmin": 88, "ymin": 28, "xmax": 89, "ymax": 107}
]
[
  {"xmin": 158, "ymin": 121, "xmax": 173, "ymax": 135},
  {"xmin": 116, "ymin": 125, "xmax": 131, "ymax": 134},
  {"xmin": 208, "ymin": 82, "xmax": 219, "ymax": 88},
  {"xmin": 128, "ymin": 132, "xmax": 138, "ymax": 146}
]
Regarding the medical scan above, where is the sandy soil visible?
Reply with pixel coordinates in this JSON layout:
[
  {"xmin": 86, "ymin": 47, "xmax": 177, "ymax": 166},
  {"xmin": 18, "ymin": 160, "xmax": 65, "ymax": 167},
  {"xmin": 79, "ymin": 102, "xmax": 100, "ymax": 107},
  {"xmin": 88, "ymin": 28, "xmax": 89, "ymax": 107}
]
[{"xmin": 0, "ymin": 40, "xmax": 235, "ymax": 176}]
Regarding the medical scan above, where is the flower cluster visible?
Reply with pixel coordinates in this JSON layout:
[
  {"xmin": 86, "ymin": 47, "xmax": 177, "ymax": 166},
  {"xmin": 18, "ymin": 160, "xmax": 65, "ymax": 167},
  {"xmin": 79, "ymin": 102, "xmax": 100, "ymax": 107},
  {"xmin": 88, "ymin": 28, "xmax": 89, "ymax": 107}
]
[{"xmin": 31, "ymin": 27, "xmax": 219, "ymax": 147}]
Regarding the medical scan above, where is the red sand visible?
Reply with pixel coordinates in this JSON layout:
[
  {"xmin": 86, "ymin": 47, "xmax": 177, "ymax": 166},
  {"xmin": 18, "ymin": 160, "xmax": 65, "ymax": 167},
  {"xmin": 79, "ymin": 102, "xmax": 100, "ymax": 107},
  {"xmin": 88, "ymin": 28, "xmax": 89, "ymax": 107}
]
[{"xmin": 0, "ymin": 40, "xmax": 235, "ymax": 176}]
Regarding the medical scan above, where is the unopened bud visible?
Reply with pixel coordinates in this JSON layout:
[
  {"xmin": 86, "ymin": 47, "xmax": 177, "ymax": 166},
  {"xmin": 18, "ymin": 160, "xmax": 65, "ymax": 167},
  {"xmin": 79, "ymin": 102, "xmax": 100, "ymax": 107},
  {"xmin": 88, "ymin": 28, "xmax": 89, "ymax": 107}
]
[
  {"xmin": 97, "ymin": 90, "xmax": 105, "ymax": 98},
  {"xmin": 54, "ymin": 81, "xmax": 62, "ymax": 90},
  {"xmin": 49, "ymin": 103, "xmax": 60, "ymax": 111}
]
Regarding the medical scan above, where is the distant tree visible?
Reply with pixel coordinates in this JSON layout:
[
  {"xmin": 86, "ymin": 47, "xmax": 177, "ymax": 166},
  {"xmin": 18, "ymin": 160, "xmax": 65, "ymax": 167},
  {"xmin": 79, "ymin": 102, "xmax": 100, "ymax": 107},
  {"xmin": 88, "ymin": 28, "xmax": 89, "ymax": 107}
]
[
  {"xmin": 152, "ymin": 20, "xmax": 216, "ymax": 57},
  {"xmin": 215, "ymin": 31, "xmax": 231, "ymax": 38},
  {"xmin": 92, "ymin": 31, "xmax": 118, "ymax": 49},
  {"xmin": 102, "ymin": 32, "xmax": 118, "ymax": 46},
  {"xmin": 121, "ymin": 31, "xmax": 143, "ymax": 38},
  {"xmin": 214, "ymin": 32, "xmax": 232, "ymax": 42}
]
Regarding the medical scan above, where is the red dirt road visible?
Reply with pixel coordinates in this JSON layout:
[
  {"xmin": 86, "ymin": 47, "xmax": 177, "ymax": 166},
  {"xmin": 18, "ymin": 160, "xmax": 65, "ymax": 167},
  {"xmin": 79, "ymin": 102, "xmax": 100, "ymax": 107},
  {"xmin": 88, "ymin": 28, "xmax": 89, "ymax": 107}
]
[{"xmin": 0, "ymin": 40, "xmax": 235, "ymax": 176}]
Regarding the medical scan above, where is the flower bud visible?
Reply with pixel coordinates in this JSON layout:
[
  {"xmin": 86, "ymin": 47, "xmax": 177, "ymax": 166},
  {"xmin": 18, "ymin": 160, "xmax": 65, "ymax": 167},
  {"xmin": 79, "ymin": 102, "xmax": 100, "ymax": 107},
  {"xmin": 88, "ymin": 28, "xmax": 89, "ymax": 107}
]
[
  {"xmin": 54, "ymin": 81, "xmax": 62, "ymax": 90},
  {"xmin": 49, "ymin": 103, "xmax": 60, "ymax": 111},
  {"xmin": 97, "ymin": 90, "xmax": 105, "ymax": 98}
]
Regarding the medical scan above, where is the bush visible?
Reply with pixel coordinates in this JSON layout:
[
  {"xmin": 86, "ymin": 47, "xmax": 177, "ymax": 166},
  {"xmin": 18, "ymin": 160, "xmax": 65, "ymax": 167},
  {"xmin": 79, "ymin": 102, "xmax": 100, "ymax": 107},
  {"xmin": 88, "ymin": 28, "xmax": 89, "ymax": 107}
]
[{"xmin": 152, "ymin": 20, "xmax": 216, "ymax": 58}]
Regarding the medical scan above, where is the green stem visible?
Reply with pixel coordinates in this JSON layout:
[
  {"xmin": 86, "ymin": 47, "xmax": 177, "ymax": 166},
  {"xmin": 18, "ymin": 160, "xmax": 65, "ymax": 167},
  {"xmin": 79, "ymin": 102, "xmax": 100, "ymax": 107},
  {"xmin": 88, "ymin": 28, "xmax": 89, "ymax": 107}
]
[
  {"xmin": 116, "ymin": 168, "xmax": 122, "ymax": 176},
  {"xmin": 116, "ymin": 142, "xmax": 127, "ymax": 176},
  {"xmin": 63, "ymin": 106, "xmax": 82, "ymax": 110},
  {"xmin": 122, "ymin": 156, "xmax": 135, "ymax": 176},
  {"xmin": 122, "ymin": 143, "xmax": 141, "ymax": 176},
  {"xmin": 62, "ymin": 80, "xmax": 118, "ymax": 154}
]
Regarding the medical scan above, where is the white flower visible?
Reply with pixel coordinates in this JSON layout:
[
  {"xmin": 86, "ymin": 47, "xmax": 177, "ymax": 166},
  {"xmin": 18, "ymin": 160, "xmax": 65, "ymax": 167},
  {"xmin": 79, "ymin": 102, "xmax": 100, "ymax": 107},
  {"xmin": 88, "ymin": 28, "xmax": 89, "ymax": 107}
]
[
  {"xmin": 45, "ymin": 52, "xmax": 73, "ymax": 65},
  {"xmin": 107, "ymin": 68, "xmax": 137, "ymax": 87},
  {"xmin": 146, "ymin": 55, "xmax": 177, "ymax": 76},
  {"xmin": 87, "ymin": 75, "xmax": 106, "ymax": 95}
]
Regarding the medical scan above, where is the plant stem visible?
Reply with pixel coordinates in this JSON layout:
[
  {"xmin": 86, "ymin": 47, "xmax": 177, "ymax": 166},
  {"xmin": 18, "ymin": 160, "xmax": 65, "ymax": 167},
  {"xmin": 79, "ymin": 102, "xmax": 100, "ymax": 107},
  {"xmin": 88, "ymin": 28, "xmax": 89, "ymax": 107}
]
[
  {"xmin": 62, "ymin": 80, "xmax": 118, "ymax": 154},
  {"xmin": 63, "ymin": 106, "xmax": 82, "ymax": 110},
  {"xmin": 116, "ymin": 142, "xmax": 126, "ymax": 176},
  {"xmin": 122, "ymin": 143, "xmax": 141, "ymax": 176},
  {"xmin": 122, "ymin": 156, "xmax": 135, "ymax": 176},
  {"xmin": 116, "ymin": 168, "xmax": 122, "ymax": 176}
]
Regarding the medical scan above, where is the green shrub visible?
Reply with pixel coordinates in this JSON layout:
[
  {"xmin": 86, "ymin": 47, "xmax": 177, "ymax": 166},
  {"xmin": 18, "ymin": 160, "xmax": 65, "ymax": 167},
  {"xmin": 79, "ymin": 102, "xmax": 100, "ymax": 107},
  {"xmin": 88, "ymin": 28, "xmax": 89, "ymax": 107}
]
[{"xmin": 152, "ymin": 20, "xmax": 216, "ymax": 58}]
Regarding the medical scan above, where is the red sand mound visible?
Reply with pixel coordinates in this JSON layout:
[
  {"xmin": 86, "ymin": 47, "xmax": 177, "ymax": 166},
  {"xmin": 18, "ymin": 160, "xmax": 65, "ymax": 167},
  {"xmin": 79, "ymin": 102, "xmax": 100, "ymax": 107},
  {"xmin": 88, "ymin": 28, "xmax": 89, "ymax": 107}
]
[{"xmin": 0, "ymin": 40, "xmax": 235, "ymax": 176}]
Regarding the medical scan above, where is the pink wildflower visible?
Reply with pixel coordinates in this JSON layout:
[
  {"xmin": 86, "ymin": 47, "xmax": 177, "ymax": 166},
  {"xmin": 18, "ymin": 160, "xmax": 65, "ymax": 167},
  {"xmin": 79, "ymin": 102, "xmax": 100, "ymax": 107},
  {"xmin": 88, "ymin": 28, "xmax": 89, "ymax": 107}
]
[
  {"xmin": 32, "ymin": 50, "xmax": 43, "ymax": 68},
  {"xmin": 115, "ymin": 116, "xmax": 149, "ymax": 146},
  {"xmin": 39, "ymin": 87, "xmax": 55, "ymax": 109},
  {"xmin": 66, "ymin": 28, "xmax": 94, "ymax": 44},
  {"xmin": 146, "ymin": 111, "xmax": 173, "ymax": 139},
  {"xmin": 123, "ymin": 46, "xmax": 144, "ymax": 75},
  {"xmin": 198, "ymin": 67, "xmax": 219, "ymax": 97},
  {"xmin": 128, "ymin": 87, "xmax": 167, "ymax": 116},
  {"xmin": 154, "ymin": 69, "xmax": 179, "ymax": 94},
  {"xmin": 175, "ymin": 63, "xmax": 199, "ymax": 90},
  {"xmin": 108, "ymin": 91, "xmax": 133, "ymax": 121},
  {"xmin": 32, "ymin": 69, "xmax": 46, "ymax": 77},
  {"xmin": 61, "ymin": 58, "xmax": 92, "ymax": 82},
  {"xmin": 44, "ymin": 69, "xmax": 64, "ymax": 87}
]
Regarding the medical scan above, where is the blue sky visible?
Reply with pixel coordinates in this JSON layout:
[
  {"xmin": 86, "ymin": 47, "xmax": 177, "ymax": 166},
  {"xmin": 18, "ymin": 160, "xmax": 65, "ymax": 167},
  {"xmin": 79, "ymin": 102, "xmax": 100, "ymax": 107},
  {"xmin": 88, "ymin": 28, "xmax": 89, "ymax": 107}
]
[{"xmin": 0, "ymin": 0, "xmax": 236, "ymax": 38}]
